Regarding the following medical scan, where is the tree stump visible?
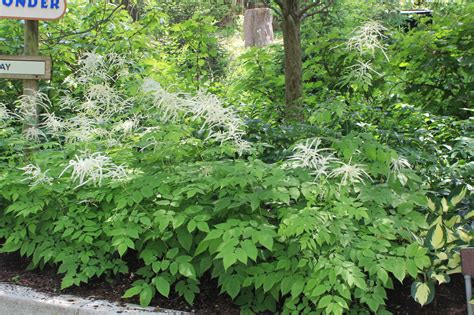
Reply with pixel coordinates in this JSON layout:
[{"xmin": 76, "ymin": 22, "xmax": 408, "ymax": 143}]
[{"xmin": 243, "ymin": 8, "xmax": 274, "ymax": 47}]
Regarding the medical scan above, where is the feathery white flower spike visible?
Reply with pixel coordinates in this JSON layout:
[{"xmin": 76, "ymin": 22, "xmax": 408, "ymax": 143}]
[
  {"xmin": 142, "ymin": 79, "xmax": 249, "ymax": 153},
  {"xmin": 0, "ymin": 103, "xmax": 11, "ymax": 121},
  {"xmin": 41, "ymin": 112, "xmax": 66, "ymax": 135},
  {"xmin": 329, "ymin": 158, "xmax": 372, "ymax": 186},
  {"xmin": 289, "ymin": 138, "xmax": 335, "ymax": 169},
  {"xmin": 14, "ymin": 90, "xmax": 51, "ymax": 125},
  {"xmin": 348, "ymin": 60, "xmax": 381, "ymax": 78},
  {"xmin": 76, "ymin": 52, "xmax": 107, "ymax": 83},
  {"xmin": 63, "ymin": 116, "xmax": 98, "ymax": 143},
  {"xmin": 114, "ymin": 117, "xmax": 139, "ymax": 135},
  {"xmin": 311, "ymin": 154, "xmax": 340, "ymax": 179},
  {"xmin": 390, "ymin": 156, "xmax": 411, "ymax": 173},
  {"xmin": 20, "ymin": 164, "xmax": 53, "ymax": 186},
  {"xmin": 23, "ymin": 127, "xmax": 47, "ymax": 142},
  {"xmin": 390, "ymin": 156, "xmax": 411, "ymax": 186},
  {"xmin": 142, "ymin": 79, "xmax": 188, "ymax": 122},
  {"xmin": 59, "ymin": 152, "xmax": 127, "ymax": 188},
  {"xmin": 59, "ymin": 95, "xmax": 78, "ymax": 110},
  {"xmin": 347, "ymin": 20, "xmax": 389, "ymax": 61}
]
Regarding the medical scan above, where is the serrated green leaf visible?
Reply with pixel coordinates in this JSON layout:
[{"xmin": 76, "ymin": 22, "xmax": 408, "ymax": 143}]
[
  {"xmin": 117, "ymin": 243, "xmax": 128, "ymax": 257},
  {"xmin": 318, "ymin": 295, "xmax": 332, "ymax": 309},
  {"xmin": 291, "ymin": 278, "xmax": 305, "ymax": 298},
  {"xmin": 139, "ymin": 216, "xmax": 151, "ymax": 226},
  {"xmin": 196, "ymin": 221, "xmax": 209, "ymax": 232},
  {"xmin": 406, "ymin": 259, "xmax": 418, "ymax": 278},
  {"xmin": 140, "ymin": 186, "xmax": 154, "ymax": 198},
  {"xmin": 122, "ymin": 285, "xmax": 142, "ymax": 298},
  {"xmin": 226, "ymin": 278, "xmax": 241, "ymax": 299},
  {"xmin": 177, "ymin": 228, "xmax": 193, "ymax": 252},
  {"xmin": 312, "ymin": 284, "xmax": 327, "ymax": 297},
  {"xmin": 235, "ymin": 248, "xmax": 248, "ymax": 265},
  {"xmin": 223, "ymin": 252, "xmax": 237, "ymax": 271},
  {"xmin": 60, "ymin": 277, "xmax": 74, "ymax": 290},
  {"xmin": 242, "ymin": 239, "xmax": 258, "ymax": 261},
  {"xmin": 179, "ymin": 262, "xmax": 196, "ymax": 278},
  {"xmin": 281, "ymin": 276, "xmax": 293, "ymax": 295},
  {"xmin": 377, "ymin": 268, "xmax": 389, "ymax": 285},
  {"xmin": 139, "ymin": 285, "xmax": 153, "ymax": 307},
  {"xmin": 258, "ymin": 234, "xmax": 273, "ymax": 251},
  {"xmin": 387, "ymin": 259, "xmax": 406, "ymax": 283},
  {"xmin": 154, "ymin": 276, "xmax": 170, "ymax": 297},
  {"xmin": 187, "ymin": 220, "xmax": 196, "ymax": 233}
]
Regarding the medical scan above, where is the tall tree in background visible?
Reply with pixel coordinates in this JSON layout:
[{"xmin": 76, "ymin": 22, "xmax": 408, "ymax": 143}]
[{"xmin": 267, "ymin": 0, "xmax": 335, "ymax": 121}]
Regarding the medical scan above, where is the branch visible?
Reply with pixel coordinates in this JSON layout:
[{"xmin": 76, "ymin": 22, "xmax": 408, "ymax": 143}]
[
  {"xmin": 273, "ymin": 0, "xmax": 284, "ymax": 8},
  {"xmin": 301, "ymin": 0, "xmax": 335, "ymax": 20},
  {"xmin": 260, "ymin": 0, "xmax": 282, "ymax": 17},
  {"xmin": 41, "ymin": 3, "xmax": 124, "ymax": 43},
  {"xmin": 298, "ymin": 0, "xmax": 322, "ymax": 18}
]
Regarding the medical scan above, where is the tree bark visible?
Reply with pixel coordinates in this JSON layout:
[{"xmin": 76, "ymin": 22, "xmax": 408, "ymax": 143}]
[
  {"xmin": 115, "ymin": 0, "xmax": 141, "ymax": 21},
  {"xmin": 244, "ymin": 8, "xmax": 274, "ymax": 47},
  {"xmin": 281, "ymin": 0, "xmax": 304, "ymax": 121}
]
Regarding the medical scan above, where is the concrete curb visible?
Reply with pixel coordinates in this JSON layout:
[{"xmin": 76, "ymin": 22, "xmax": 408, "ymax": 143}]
[{"xmin": 0, "ymin": 283, "xmax": 189, "ymax": 315}]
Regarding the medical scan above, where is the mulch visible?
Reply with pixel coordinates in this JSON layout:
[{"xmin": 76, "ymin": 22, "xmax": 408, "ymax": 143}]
[{"xmin": 0, "ymin": 252, "xmax": 469, "ymax": 314}]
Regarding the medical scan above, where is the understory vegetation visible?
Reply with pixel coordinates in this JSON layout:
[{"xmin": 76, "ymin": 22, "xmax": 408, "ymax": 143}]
[{"xmin": 0, "ymin": 0, "xmax": 472, "ymax": 314}]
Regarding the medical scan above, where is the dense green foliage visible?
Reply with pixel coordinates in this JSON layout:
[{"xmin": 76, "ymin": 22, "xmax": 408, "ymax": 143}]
[{"xmin": 0, "ymin": 0, "xmax": 472, "ymax": 314}]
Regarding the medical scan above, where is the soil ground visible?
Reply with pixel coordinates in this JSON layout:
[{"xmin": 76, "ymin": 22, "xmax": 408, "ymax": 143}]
[{"xmin": 0, "ymin": 252, "xmax": 468, "ymax": 314}]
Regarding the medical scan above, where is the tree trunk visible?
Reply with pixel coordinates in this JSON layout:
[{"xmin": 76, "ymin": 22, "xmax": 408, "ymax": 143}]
[
  {"xmin": 281, "ymin": 1, "xmax": 304, "ymax": 121},
  {"xmin": 243, "ymin": 8, "xmax": 274, "ymax": 47},
  {"xmin": 116, "ymin": 0, "xmax": 141, "ymax": 21}
]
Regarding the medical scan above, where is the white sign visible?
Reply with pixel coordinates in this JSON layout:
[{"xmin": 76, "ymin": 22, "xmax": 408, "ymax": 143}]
[
  {"xmin": 1, "ymin": 59, "xmax": 45, "ymax": 74},
  {"xmin": 0, "ymin": 56, "xmax": 51, "ymax": 79},
  {"xmin": 0, "ymin": 0, "xmax": 67, "ymax": 20}
]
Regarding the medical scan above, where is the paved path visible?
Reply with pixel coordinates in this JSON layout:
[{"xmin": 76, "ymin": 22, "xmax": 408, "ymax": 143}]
[{"xmin": 0, "ymin": 283, "xmax": 188, "ymax": 315}]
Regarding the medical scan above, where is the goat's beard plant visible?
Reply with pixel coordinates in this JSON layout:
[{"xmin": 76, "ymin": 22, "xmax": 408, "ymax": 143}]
[{"xmin": 0, "ymin": 53, "xmax": 470, "ymax": 314}]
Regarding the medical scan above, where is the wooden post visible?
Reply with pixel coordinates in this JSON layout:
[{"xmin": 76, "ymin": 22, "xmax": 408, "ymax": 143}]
[{"xmin": 23, "ymin": 20, "xmax": 39, "ymax": 129}]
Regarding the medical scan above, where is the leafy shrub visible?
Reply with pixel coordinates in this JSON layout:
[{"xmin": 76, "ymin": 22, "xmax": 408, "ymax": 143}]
[
  {"xmin": 388, "ymin": 4, "xmax": 474, "ymax": 117},
  {"xmin": 1, "ymin": 53, "xmax": 472, "ymax": 314},
  {"xmin": 225, "ymin": 45, "xmax": 285, "ymax": 121}
]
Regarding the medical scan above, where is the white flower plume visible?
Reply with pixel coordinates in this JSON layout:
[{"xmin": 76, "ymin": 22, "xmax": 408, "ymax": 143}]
[
  {"xmin": 59, "ymin": 152, "xmax": 128, "ymax": 188},
  {"xmin": 329, "ymin": 158, "xmax": 372, "ymax": 186},
  {"xmin": 0, "ymin": 103, "xmax": 11, "ymax": 121},
  {"xmin": 190, "ymin": 91, "xmax": 245, "ymax": 143},
  {"xmin": 77, "ymin": 83, "xmax": 131, "ymax": 118},
  {"xmin": 23, "ymin": 126, "xmax": 47, "ymax": 142},
  {"xmin": 142, "ymin": 79, "xmax": 250, "ymax": 154},
  {"xmin": 113, "ymin": 117, "xmax": 140, "ymax": 135},
  {"xmin": 63, "ymin": 115, "xmax": 99, "ymax": 143},
  {"xmin": 390, "ymin": 156, "xmax": 411, "ymax": 173},
  {"xmin": 347, "ymin": 20, "xmax": 389, "ymax": 61},
  {"xmin": 142, "ymin": 79, "xmax": 188, "ymax": 122},
  {"xmin": 76, "ymin": 52, "xmax": 107, "ymax": 83},
  {"xmin": 347, "ymin": 60, "xmax": 381, "ymax": 79},
  {"xmin": 20, "ymin": 164, "xmax": 53, "ymax": 186},
  {"xmin": 289, "ymin": 139, "xmax": 335, "ymax": 167},
  {"xmin": 41, "ymin": 112, "xmax": 66, "ymax": 135},
  {"xmin": 14, "ymin": 90, "xmax": 51, "ymax": 125},
  {"xmin": 390, "ymin": 155, "xmax": 412, "ymax": 186},
  {"xmin": 75, "ymin": 52, "xmax": 129, "ymax": 84}
]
